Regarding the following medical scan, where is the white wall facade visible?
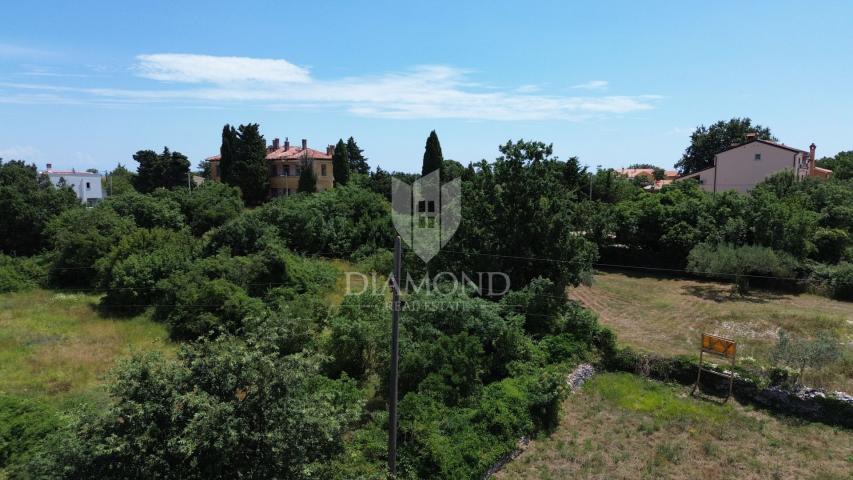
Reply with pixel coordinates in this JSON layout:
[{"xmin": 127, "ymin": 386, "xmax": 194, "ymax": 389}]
[{"xmin": 47, "ymin": 172, "xmax": 104, "ymax": 206}]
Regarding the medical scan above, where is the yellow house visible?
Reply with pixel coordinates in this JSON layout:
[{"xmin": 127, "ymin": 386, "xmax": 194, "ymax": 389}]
[{"xmin": 207, "ymin": 137, "xmax": 334, "ymax": 196}]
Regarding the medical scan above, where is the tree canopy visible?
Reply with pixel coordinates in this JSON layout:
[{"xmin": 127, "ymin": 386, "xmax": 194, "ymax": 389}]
[
  {"xmin": 133, "ymin": 147, "xmax": 190, "ymax": 193},
  {"xmin": 219, "ymin": 123, "xmax": 269, "ymax": 206},
  {"xmin": 297, "ymin": 157, "xmax": 317, "ymax": 193},
  {"xmin": 346, "ymin": 137, "xmax": 369, "ymax": 174},
  {"xmin": 332, "ymin": 139, "xmax": 350, "ymax": 186},
  {"xmin": 421, "ymin": 130, "xmax": 444, "ymax": 176},
  {"xmin": 675, "ymin": 118, "xmax": 775, "ymax": 175}
]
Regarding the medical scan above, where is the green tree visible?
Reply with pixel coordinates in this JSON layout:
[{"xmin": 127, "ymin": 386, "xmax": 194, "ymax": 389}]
[
  {"xmin": 217, "ymin": 123, "xmax": 268, "ymax": 206},
  {"xmin": 0, "ymin": 160, "xmax": 80, "ymax": 255},
  {"xmin": 133, "ymin": 147, "xmax": 190, "ymax": 193},
  {"xmin": 816, "ymin": 150, "xmax": 853, "ymax": 180},
  {"xmin": 331, "ymin": 139, "xmax": 350, "ymax": 186},
  {"xmin": 421, "ymin": 130, "xmax": 444, "ymax": 176},
  {"xmin": 26, "ymin": 341, "xmax": 362, "ymax": 479},
  {"xmin": 772, "ymin": 329, "xmax": 841, "ymax": 385},
  {"xmin": 346, "ymin": 136, "xmax": 369, "ymax": 174},
  {"xmin": 219, "ymin": 124, "xmax": 238, "ymax": 184},
  {"xmin": 676, "ymin": 118, "xmax": 775, "ymax": 175},
  {"xmin": 235, "ymin": 123, "xmax": 269, "ymax": 206},
  {"xmin": 297, "ymin": 157, "xmax": 318, "ymax": 193},
  {"xmin": 102, "ymin": 163, "xmax": 136, "ymax": 196}
]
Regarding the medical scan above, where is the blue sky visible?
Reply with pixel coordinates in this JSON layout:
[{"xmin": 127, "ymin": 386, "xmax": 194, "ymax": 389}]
[{"xmin": 1, "ymin": 0, "xmax": 851, "ymax": 174}]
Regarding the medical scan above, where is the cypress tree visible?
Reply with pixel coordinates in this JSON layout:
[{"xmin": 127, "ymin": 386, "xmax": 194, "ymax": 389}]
[
  {"xmin": 346, "ymin": 136, "xmax": 369, "ymax": 174},
  {"xmin": 231, "ymin": 123, "xmax": 269, "ymax": 206},
  {"xmin": 421, "ymin": 130, "xmax": 444, "ymax": 176},
  {"xmin": 219, "ymin": 124, "xmax": 238, "ymax": 184},
  {"xmin": 332, "ymin": 139, "xmax": 350, "ymax": 186},
  {"xmin": 297, "ymin": 157, "xmax": 317, "ymax": 193}
]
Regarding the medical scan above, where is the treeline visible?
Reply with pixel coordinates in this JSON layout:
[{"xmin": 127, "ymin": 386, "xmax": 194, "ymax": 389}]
[
  {"xmin": 0, "ymin": 133, "xmax": 617, "ymax": 479},
  {"xmin": 1, "ymin": 125, "xmax": 852, "ymax": 478}
]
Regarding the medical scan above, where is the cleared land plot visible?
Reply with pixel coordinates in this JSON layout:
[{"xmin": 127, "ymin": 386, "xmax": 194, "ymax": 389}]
[
  {"xmin": 497, "ymin": 373, "xmax": 853, "ymax": 480},
  {"xmin": 569, "ymin": 271, "xmax": 853, "ymax": 392},
  {"xmin": 0, "ymin": 289, "xmax": 173, "ymax": 409}
]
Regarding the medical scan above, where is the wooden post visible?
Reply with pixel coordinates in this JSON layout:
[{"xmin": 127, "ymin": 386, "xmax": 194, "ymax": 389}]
[{"xmin": 388, "ymin": 235, "xmax": 402, "ymax": 477}]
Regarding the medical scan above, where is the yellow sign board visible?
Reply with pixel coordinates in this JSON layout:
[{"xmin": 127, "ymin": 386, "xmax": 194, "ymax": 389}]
[{"xmin": 701, "ymin": 334, "xmax": 736, "ymax": 359}]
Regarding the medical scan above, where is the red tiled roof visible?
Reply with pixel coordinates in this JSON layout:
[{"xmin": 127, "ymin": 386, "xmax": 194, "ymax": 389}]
[
  {"xmin": 44, "ymin": 170, "xmax": 101, "ymax": 177},
  {"xmin": 207, "ymin": 146, "xmax": 331, "ymax": 162},
  {"xmin": 718, "ymin": 139, "xmax": 808, "ymax": 155}
]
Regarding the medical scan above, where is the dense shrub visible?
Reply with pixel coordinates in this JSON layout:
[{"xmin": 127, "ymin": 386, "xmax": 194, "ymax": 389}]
[
  {"xmin": 162, "ymin": 277, "xmax": 266, "ymax": 340},
  {"xmin": 101, "ymin": 191, "xmax": 186, "ymax": 230},
  {"xmin": 173, "ymin": 182, "xmax": 244, "ymax": 236},
  {"xmin": 203, "ymin": 211, "xmax": 279, "ymax": 257},
  {"xmin": 0, "ymin": 254, "xmax": 47, "ymax": 293},
  {"xmin": 0, "ymin": 160, "xmax": 80, "ymax": 256},
  {"xmin": 0, "ymin": 395, "xmax": 62, "ymax": 471},
  {"xmin": 24, "ymin": 341, "xmax": 362, "ymax": 479},
  {"xmin": 687, "ymin": 243, "xmax": 800, "ymax": 293},
  {"xmin": 809, "ymin": 262, "xmax": 853, "ymax": 300},
  {"xmin": 97, "ymin": 228, "xmax": 197, "ymax": 314},
  {"xmin": 46, "ymin": 207, "xmax": 136, "ymax": 288},
  {"xmin": 258, "ymin": 185, "xmax": 393, "ymax": 257}
]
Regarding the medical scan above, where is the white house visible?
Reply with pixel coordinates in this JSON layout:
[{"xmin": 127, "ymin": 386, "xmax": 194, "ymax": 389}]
[
  {"xmin": 676, "ymin": 135, "xmax": 832, "ymax": 193},
  {"xmin": 43, "ymin": 163, "xmax": 104, "ymax": 206}
]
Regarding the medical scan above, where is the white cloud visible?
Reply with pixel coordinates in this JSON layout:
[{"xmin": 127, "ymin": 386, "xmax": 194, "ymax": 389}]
[
  {"xmin": 2, "ymin": 56, "xmax": 660, "ymax": 121},
  {"xmin": 0, "ymin": 145, "xmax": 41, "ymax": 161},
  {"xmin": 0, "ymin": 43, "xmax": 53, "ymax": 58},
  {"xmin": 135, "ymin": 53, "xmax": 311, "ymax": 84},
  {"xmin": 571, "ymin": 80, "xmax": 609, "ymax": 90}
]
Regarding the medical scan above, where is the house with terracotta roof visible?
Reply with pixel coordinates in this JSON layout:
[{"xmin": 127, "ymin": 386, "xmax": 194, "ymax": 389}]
[
  {"xmin": 616, "ymin": 167, "xmax": 679, "ymax": 190},
  {"xmin": 675, "ymin": 134, "xmax": 832, "ymax": 193},
  {"xmin": 207, "ymin": 137, "xmax": 334, "ymax": 196},
  {"xmin": 42, "ymin": 163, "xmax": 104, "ymax": 206}
]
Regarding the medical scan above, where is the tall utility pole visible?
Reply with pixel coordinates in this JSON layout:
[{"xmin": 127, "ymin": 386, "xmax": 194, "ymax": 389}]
[{"xmin": 388, "ymin": 235, "xmax": 402, "ymax": 477}]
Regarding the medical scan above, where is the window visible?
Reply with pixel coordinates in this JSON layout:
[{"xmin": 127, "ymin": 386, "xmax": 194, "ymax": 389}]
[
  {"xmin": 418, "ymin": 200, "xmax": 426, "ymax": 212},
  {"xmin": 754, "ymin": 153, "xmax": 762, "ymax": 161},
  {"xmin": 321, "ymin": 164, "xmax": 327, "ymax": 176},
  {"xmin": 296, "ymin": 166, "xmax": 302, "ymax": 175},
  {"xmin": 269, "ymin": 165, "xmax": 277, "ymax": 176},
  {"xmin": 85, "ymin": 182, "xmax": 91, "ymax": 190},
  {"xmin": 427, "ymin": 200, "xmax": 435, "ymax": 213}
]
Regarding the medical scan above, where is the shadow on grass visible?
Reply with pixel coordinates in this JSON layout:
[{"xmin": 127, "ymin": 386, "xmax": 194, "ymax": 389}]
[{"xmin": 681, "ymin": 284, "xmax": 787, "ymax": 304}]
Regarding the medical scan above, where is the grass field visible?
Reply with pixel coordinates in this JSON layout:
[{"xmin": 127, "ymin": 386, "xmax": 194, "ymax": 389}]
[
  {"xmin": 497, "ymin": 373, "xmax": 853, "ymax": 480},
  {"xmin": 569, "ymin": 271, "xmax": 853, "ymax": 392},
  {"xmin": 0, "ymin": 289, "xmax": 173, "ymax": 409}
]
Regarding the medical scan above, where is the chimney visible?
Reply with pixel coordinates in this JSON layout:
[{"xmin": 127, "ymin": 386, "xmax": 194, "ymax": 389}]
[
  {"xmin": 284, "ymin": 138, "xmax": 290, "ymax": 151},
  {"xmin": 272, "ymin": 137, "xmax": 280, "ymax": 150},
  {"xmin": 301, "ymin": 138, "xmax": 307, "ymax": 150},
  {"xmin": 327, "ymin": 144, "xmax": 335, "ymax": 155},
  {"xmin": 745, "ymin": 132, "xmax": 757, "ymax": 142},
  {"xmin": 809, "ymin": 143, "xmax": 817, "ymax": 176},
  {"xmin": 46, "ymin": 163, "xmax": 52, "ymax": 171}
]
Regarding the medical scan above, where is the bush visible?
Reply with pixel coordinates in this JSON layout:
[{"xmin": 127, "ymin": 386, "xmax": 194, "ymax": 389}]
[
  {"xmin": 163, "ymin": 278, "xmax": 266, "ymax": 340},
  {"xmin": 101, "ymin": 191, "xmax": 186, "ymax": 230},
  {"xmin": 258, "ymin": 185, "xmax": 393, "ymax": 257},
  {"xmin": 97, "ymin": 228, "xmax": 197, "ymax": 314},
  {"xmin": 173, "ymin": 182, "xmax": 244, "ymax": 236},
  {"xmin": 687, "ymin": 243, "xmax": 800, "ymax": 293},
  {"xmin": 0, "ymin": 395, "xmax": 62, "ymax": 470},
  {"xmin": 0, "ymin": 254, "xmax": 47, "ymax": 293},
  {"xmin": 809, "ymin": 262, "xmax": 853, "ymax": 301},
  {"xmin": 25, "ymin": 342, "xmax": 362, "ymax": 479},
  {"xmin": 46, "ymin": 207, "xmax": 136, "ymax": 288},
  {"xmin": 0, "ymin": 160, "xmax": 80, "ymax": 256}
]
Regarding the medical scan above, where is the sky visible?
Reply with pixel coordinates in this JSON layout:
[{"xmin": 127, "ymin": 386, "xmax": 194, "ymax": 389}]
[{"xmin": 1, "ymin": 0, "xmax": 851, "ymax": 174}]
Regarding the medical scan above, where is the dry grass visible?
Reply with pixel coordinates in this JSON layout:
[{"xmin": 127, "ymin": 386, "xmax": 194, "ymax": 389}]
[
  {"xmin": 497, "ymin": 373, "xmax": 853, "ymax": 480},
  {"xmin": 0, "ymin": 289, "xmax": 174, "ymax": 409},
  {"xmin": 569, "ymin": 271, "xmax": 853, "ymax": 391}
]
